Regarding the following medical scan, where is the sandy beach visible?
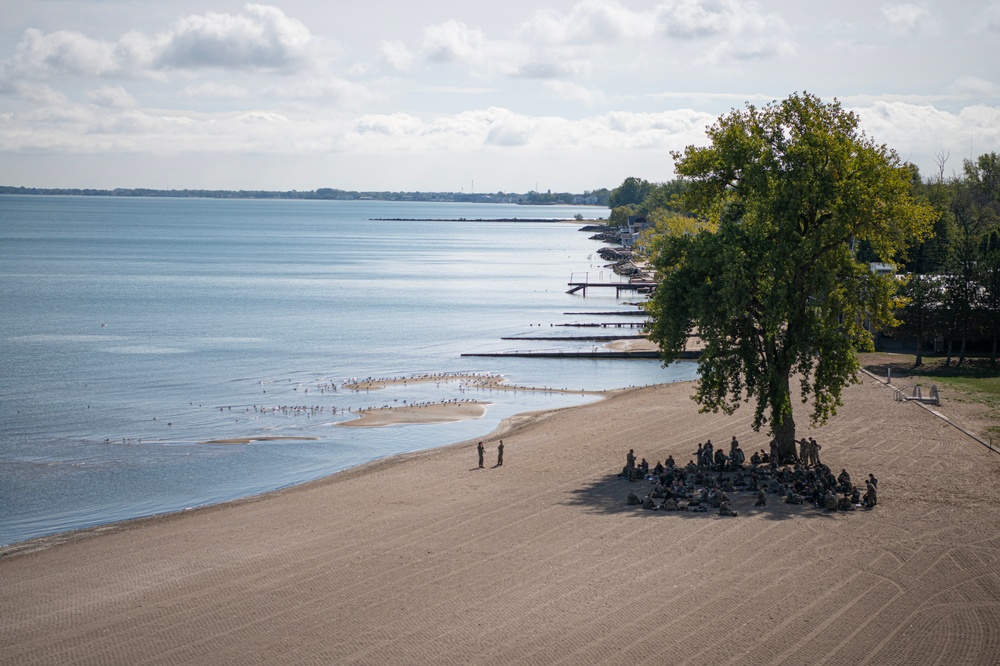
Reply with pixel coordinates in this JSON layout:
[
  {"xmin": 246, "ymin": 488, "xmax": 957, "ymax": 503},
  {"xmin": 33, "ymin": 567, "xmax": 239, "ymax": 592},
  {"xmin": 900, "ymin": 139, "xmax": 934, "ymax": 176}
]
[{"xmin": 3, "ymin": 373, "xmax": 999, "ymax": 665}]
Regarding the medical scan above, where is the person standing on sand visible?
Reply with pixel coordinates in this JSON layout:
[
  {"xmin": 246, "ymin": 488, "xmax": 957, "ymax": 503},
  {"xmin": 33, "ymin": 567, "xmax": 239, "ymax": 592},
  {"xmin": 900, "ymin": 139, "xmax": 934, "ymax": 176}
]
[
  {"xmin": 497, "ymin": 440, "xmax": 504, "ymax": 466},
  {"xmin": 809, "ymin": 437, "xmax": 822, "ymax": 466},
  {"xmin": 477, "ymin": 441, "xmax": 484, "ymax": 468}
]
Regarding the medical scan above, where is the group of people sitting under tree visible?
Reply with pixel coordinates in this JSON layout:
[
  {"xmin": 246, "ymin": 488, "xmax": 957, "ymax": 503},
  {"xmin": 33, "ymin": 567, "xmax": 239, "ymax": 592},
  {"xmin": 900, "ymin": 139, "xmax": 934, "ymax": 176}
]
[{"xmin": 621, "ymin": 434, "xmax": 878, "ymax": 516}]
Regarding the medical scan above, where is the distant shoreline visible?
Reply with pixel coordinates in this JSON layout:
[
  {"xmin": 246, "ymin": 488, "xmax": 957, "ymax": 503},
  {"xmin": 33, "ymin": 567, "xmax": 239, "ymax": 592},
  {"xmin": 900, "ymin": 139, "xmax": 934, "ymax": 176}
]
[{"xmin": 0, "ymin": 186, "xmax": 611, "ymax": 207}]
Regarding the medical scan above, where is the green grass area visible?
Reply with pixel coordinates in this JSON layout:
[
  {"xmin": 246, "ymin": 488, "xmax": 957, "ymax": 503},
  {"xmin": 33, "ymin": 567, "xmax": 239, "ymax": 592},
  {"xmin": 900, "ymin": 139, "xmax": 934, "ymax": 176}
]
[{"xmin": 858, "ymin": 353, "xmax": 1000, "ymax": 439}]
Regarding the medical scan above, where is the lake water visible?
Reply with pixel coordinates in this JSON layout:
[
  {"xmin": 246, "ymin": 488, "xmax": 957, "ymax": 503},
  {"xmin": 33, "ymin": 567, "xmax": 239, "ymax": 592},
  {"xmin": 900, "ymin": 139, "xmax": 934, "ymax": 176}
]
[{"xmin": 0, "ymin": 195, "xmax": 697, "ymax": 545}]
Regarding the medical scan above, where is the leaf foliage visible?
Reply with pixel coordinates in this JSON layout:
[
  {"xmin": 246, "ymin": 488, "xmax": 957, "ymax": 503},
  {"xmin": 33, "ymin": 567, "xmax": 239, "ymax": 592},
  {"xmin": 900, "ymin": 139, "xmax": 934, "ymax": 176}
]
[{"xmin": 646, "ymin": 93, "xmax": 934, "ymax": 441}]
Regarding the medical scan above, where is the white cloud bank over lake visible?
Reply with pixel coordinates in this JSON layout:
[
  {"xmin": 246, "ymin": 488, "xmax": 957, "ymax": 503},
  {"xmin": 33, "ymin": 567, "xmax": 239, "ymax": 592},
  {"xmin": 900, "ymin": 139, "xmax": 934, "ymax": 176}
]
[{"xmin": 0, "ymin": 0, "xmax": 997, "ymax": 191}]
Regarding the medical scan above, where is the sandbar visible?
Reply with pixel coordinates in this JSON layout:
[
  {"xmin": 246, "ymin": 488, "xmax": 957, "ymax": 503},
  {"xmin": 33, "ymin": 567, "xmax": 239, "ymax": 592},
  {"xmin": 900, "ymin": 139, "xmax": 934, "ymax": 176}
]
[
  {"xmin": 337, "ymin": 401, "xmax": 490, "ymax": 427},
  {"xmin": 201, "ymin": 436, "xmax": 321, "ymax": 444}
]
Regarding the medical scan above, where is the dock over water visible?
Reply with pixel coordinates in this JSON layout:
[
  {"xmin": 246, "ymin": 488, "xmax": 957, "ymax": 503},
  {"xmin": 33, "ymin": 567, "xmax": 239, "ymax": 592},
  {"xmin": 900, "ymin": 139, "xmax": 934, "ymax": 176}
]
[
  {"xmin": 461, "ymin": 350, "xmax": 700, "ymax": 360},
  {"xmin": 566, "ymin": 281, "xmax": 656, "ymax": 296}
]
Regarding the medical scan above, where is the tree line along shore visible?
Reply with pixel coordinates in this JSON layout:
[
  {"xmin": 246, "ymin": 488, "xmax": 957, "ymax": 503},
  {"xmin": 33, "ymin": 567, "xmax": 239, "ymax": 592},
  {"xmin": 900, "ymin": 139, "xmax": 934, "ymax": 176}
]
[{"xmin": 0, "ymin": 185, "xmax": 612, "ymax": 206}]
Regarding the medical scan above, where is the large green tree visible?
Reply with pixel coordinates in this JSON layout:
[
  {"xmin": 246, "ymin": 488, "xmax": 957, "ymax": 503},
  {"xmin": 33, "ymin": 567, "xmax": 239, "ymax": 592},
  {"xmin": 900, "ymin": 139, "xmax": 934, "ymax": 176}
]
[
  {"xmin": 608, "ymin": 177, "xmax": 653, "ymax": 208},
  {"xmin": 646, "ymin": 93, "xmax": 934, "ymax": 458}
]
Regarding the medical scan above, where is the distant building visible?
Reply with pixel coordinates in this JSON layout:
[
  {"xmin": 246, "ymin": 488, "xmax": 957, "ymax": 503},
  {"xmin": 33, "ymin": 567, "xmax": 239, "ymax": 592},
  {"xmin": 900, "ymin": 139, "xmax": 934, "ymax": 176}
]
[{"xmin": 620, "ymin": 216, "xmax": 652, "ymax": 248}]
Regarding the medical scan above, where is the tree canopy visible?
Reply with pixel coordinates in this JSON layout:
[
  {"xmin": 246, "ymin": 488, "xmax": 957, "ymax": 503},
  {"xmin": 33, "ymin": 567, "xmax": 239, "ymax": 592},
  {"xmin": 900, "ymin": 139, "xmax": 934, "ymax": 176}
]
[
  {"xmin": 893, "ymin": 151, "xmax": 1000, "ymax": 365},
  {"xmin": 608, "ymin": 177, "xmax": 653, "ymax": 209},
  {"xmin": 645, "ymin": 92, "xmax": 934, "ymax": 457}
]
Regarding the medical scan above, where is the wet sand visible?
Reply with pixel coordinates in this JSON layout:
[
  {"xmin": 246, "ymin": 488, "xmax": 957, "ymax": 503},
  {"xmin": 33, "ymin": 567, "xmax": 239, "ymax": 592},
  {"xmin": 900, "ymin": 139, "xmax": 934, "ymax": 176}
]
[
  {"xmin": 2, "ymin": 375, "xmax": 999, "ymax": 665},
  {"xmin": 338, "ymin": 401, "xmax": 490, "ymax": 427}
]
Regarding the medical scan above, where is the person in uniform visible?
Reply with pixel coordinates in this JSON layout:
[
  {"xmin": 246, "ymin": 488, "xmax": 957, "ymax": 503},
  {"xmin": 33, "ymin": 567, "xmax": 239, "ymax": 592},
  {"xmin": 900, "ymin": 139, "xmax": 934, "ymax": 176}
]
[
  {"xmin": 661, "ymin": 498, "xmax": 680, "ymax": 511},
  {"xmin": 837, "ymin": 469, "xmax": 852, "ymax": 492},
  {"xmin": 864, "ymin": 479, "xmax": 878, "ymax": 508},
  {"xmin": 809, "ymin": 437, "xmax": 822, "ymax": 466},
  {"xmin": 718, "ymin": 500, "xmax": 738, "ymax": 516},
  {"xmin": 713, "ymin": 447, "xmax": 727, "ymax": 471}
]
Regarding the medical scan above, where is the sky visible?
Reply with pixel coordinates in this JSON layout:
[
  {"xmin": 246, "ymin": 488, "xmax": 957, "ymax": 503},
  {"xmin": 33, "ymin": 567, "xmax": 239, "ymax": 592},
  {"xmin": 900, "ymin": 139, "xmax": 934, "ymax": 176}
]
[{"xmin": 0, "ymin": 0, "xmax": 998, "ymax": 193}]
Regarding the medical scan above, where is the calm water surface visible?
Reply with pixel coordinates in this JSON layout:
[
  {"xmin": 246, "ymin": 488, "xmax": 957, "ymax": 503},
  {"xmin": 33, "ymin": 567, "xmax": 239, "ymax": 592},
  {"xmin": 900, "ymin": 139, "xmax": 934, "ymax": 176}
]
[{"xmin": 0, "ymin": 196, "xmax": 696, "ymax": 545}]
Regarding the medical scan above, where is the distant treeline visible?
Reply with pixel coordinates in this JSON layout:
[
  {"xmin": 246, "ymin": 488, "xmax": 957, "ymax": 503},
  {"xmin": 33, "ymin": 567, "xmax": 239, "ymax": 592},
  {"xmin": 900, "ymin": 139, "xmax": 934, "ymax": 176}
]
[{"xmin": 0, "ymin": 186, "xmax": 611, "ymax": 206}]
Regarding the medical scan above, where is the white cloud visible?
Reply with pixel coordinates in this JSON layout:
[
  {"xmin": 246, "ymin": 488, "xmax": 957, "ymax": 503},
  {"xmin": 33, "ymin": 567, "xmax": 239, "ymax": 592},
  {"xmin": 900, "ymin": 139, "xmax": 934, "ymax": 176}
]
[
  {"xmin": 262, "ymin": 76, "xmax": 377, "ymax": 106},
  {"xmin": 1, "ymin": 1, "xmax": 997, "ymax": 190},
  {"xmin": 379, "ymin": 40, "xmax": 414, "ymax": 70},
  {"xmin": 515, "ymin": 0, "xmax": 793, "ymax": 73},
  {"xmin": 982, "ymin": 3, "xmax": 1000, "ymax": 32},
  {"xmin": 947, "ymin": 76, "xmax": 1000, "ymax": 98},
  {"xmin": 413, "ymin": 85, "xmax": 495, "ymax": 95},
  {"xmin": 421, "ymin": 20, "xmax": 486, "ymax": 64},
  {"xmin": 235, "ymin": 111, "xmax": 288, "ymax": 123},
  {"xmin": 543, "ymin": 80, "xmax": 607, "ymax": 105},
  {"xmin": 182, "ymin": 82, "xmax": 250, "ymax": 99},
  {"xmin": 698, "ymin": 37, "xmax": 795, "ymax": 65},
  {"xmin": 0, "ymin": 102, "xmax": 702, "ymax": 155},
  {"xmin": 855, "ymin": 101, "xmax": 1000, "ymax": 175},
  {"xmin": 485, "ymin": 116, "xmax": 535, "ymax": 147},
  {"xmin": 648, "ymin": 90, "xmax": 777, "ymax": 102},
  {"xmin": 655, "ymin": 0, "xmax": 781, "ymax": 39},
  {"xmin": 152, "ymin": 4, "xmax": 314, "ymax": 71},
  {"xmin": 880, "ymin": 3, "xmax": 934, "ymax": 35},
  {"xmin": 520, "ymin": 0, "xmax": 656, "ymax": 44},
  {"xmin": 515, "ymin": 59, "xmax": 592, "ymax": 80},
  {"xmin": 88, "ymin": 85, "xmax": 136, "ymax": 109},
  {"xmin": 0, "ymin": 4, "xmax": 316, "ymax": 83},
  {"xmin": 4, "ymin": 81, "xmax": 70, "ymax": 106},
  {"xmin": 652, "ymin": 0, "xmax": 795, "ymax": 66},
  {"xmin": 4, "ymin": 28, "xmax": 125, "ymax": 79},
  {"xmin": 354, "ymin": 113, "xmax": 423, "ymax": 136}
]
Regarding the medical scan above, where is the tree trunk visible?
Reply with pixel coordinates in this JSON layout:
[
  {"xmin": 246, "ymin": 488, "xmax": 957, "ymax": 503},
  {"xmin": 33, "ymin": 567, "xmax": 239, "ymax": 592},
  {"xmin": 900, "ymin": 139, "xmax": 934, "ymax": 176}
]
[
  {"xmin": 945, "ymin": 338, "xmax": 953, "ymax": 366},
  {"xmin": 770, "ymin": 371, "xmax": 797, "ymax": 463},
  {"xmin": 773, "ymin": 416, "xmax": 797, "ymax": 463},
  {"xmin": 914, "ymin": 332, "xmax": 923, "ymax": 367}
]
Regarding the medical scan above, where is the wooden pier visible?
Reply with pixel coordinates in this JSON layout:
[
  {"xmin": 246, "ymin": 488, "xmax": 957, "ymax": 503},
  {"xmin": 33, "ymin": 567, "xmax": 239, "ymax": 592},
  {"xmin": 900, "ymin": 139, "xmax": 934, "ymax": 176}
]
[
  {"xmin": 501, "ymin": 335, "xmax": 646, "ymax": 342},
  {"xmin": 563, "ymin": 311, "xmax": 647, "ymax": 316},
  {"xmin": 555, "ymin": 322, "xmax": 646, "ymax": 328},
  {"xmin": 566, "ymin": 281, "xmax": 656, "ymax": 296},
  {"xmin": 461, "ymin": 349, "xmax": 700, "ymax": 360}
]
